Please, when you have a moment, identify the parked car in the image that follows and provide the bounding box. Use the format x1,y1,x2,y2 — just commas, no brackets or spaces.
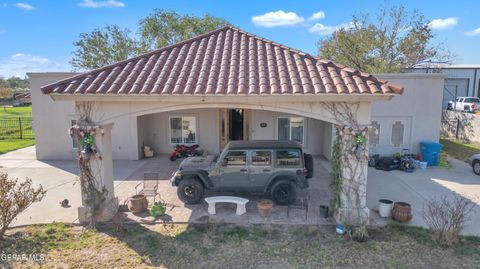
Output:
447,97,480,112
170,140,313,205
470,154,480,175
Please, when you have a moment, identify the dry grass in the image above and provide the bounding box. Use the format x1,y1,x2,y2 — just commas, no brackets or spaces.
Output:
1,222,479,269
440,139,480,163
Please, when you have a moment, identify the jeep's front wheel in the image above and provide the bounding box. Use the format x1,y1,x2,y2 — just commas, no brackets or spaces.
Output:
271,180,296,205
177,178,204,204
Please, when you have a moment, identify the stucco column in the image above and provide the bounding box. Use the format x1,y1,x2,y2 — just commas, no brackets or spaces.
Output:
334,102,371,225
335,143,370,225
78,123,117,223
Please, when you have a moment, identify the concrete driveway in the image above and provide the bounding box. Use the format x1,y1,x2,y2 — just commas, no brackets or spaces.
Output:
0,146,145,227
367,158,480,235
1,146,479,235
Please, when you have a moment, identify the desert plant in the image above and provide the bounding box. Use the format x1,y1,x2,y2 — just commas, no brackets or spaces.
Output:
423,195,475,246
149,201,167,218
0,173,46,239
351,225,369,242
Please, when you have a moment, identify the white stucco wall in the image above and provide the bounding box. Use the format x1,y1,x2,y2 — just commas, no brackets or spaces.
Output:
135,109,331,157
29,72,78,160
372,73,445,155
250,110,332,157
138,108,220,155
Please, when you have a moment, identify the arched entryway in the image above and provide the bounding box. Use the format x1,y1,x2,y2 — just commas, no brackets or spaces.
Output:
135,106,335,160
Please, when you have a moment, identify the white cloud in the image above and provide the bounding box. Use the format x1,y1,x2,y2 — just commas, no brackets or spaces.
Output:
252,10,304,27
465,27,480,36
0,53,70,78
308,22,352,35
14,2,34,11
78,0,125,8
428,17,458,30
309,11,325,21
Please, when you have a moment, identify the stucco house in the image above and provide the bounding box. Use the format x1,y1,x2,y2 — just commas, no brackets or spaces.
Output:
29,26,445,223
31,26,444,161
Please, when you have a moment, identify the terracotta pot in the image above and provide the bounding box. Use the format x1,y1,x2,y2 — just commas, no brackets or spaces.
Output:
392,202,412,222
129,194,148,213
257,199,273,217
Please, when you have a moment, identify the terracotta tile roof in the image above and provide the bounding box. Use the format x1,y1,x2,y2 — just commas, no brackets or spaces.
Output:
41,26,403,96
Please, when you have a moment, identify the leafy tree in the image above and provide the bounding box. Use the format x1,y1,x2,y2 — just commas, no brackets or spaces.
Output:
71,10,230,70
138,9,230,51
318,4,454,73
5,76,29,89
71,25,138,70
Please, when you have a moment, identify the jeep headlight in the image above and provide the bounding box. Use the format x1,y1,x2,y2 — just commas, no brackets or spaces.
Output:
174,171,182,178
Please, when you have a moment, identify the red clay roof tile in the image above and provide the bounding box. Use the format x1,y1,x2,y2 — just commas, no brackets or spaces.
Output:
41,26,403,96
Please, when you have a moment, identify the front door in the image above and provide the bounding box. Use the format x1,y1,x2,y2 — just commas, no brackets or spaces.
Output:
219,109,251,151
219,109,230,151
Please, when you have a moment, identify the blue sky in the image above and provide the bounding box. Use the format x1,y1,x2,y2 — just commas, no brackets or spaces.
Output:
0,0,479,78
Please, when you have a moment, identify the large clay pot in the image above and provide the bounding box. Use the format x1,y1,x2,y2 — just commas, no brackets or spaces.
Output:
392,202,412,222
257,199,273,217
129,194,148,213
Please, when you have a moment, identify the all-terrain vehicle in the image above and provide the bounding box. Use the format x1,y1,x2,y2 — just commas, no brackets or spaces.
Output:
170,140,313,205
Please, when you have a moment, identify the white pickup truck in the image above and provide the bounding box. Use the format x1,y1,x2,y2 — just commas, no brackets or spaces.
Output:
447,97,480,113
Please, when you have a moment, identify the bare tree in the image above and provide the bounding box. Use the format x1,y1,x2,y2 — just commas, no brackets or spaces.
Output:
0,173,46,239
423,194,476,246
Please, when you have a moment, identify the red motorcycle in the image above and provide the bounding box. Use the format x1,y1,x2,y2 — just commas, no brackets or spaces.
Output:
169,144,204,161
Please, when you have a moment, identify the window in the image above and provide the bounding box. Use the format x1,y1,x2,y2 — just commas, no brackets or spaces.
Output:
276,150,301,166
391,121,404,147
252,151,271,166
224,151,247,165
277,117,304,144
465,98,480,103
71,120,79,148
370,121,380,146
170,116,196,144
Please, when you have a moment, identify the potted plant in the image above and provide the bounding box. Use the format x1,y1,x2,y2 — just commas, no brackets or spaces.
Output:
129,194,148,213
149,201,167,218
257,199,273,217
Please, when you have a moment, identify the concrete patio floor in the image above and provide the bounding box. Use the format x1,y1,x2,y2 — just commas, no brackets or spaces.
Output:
1,146,479,235
114,154,333,225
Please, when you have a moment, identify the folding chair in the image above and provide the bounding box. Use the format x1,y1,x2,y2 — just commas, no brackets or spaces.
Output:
135,172,160,203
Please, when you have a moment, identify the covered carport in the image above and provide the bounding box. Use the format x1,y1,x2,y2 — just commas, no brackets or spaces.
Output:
39,26,403,225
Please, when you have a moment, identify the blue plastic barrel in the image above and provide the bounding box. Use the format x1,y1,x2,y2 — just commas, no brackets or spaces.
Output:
420,141,443,166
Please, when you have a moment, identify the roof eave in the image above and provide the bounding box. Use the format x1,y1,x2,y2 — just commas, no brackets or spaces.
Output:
49,93,397,103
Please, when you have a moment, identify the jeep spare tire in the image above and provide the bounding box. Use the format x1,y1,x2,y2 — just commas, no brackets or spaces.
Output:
304,153,314,178
271,180,296,205
177,178,204,204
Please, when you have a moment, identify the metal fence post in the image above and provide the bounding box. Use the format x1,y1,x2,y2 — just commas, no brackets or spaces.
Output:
19,117,23,139
455,118,460,140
